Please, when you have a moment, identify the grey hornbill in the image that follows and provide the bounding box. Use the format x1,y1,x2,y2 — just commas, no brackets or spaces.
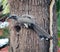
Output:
8,15,53,41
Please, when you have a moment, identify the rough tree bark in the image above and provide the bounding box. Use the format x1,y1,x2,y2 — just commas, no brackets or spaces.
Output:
8,0,57,52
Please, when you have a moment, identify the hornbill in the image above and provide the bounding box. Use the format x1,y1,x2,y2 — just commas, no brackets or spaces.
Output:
7,15,53,41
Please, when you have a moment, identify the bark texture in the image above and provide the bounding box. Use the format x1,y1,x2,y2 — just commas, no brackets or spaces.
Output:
8,0,57,52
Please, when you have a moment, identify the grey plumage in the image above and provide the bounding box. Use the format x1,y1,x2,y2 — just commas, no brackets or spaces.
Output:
8,15,52,40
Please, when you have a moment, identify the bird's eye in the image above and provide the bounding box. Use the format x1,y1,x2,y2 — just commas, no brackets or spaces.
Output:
27,17,31,19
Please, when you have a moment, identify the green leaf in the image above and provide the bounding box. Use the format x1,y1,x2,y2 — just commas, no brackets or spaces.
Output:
58,41,60,47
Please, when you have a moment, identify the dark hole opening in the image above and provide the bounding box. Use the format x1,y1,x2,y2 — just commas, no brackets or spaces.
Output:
14,25,21,32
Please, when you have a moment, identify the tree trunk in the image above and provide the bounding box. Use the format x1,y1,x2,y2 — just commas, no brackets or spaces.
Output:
8,0,57,52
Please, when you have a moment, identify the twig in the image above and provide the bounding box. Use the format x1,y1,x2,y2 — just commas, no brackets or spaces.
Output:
49,0,55,52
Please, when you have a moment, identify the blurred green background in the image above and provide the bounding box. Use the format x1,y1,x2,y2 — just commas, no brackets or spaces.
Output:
0,0,10,38
0,0,60,47
56,0,60,47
